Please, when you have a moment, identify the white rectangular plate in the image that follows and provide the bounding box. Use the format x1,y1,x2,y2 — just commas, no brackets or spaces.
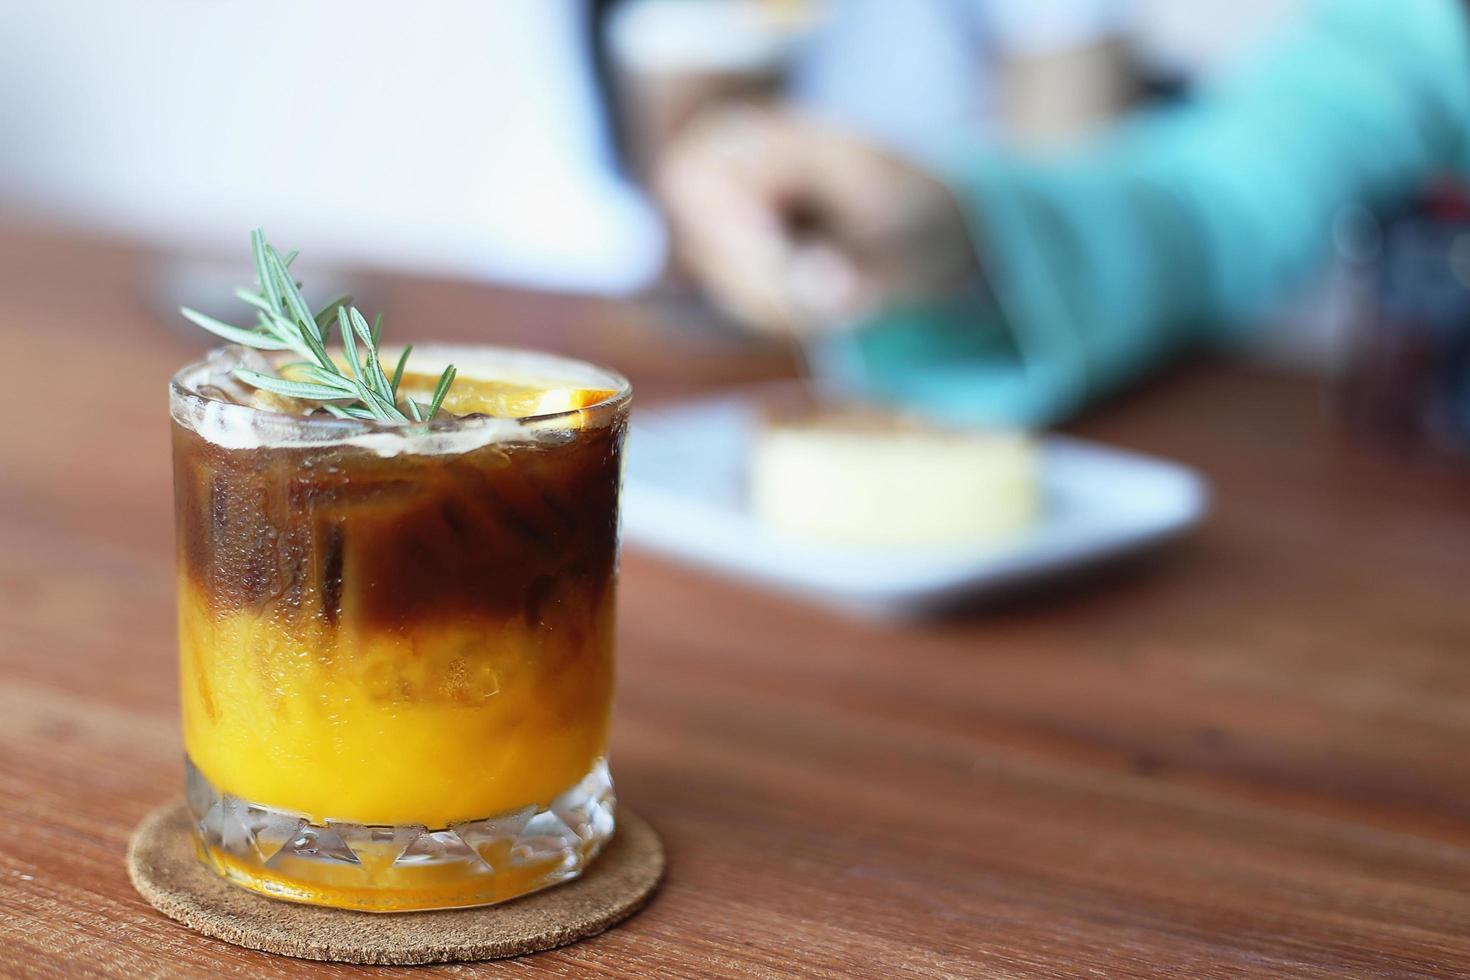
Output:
623,390,1209,615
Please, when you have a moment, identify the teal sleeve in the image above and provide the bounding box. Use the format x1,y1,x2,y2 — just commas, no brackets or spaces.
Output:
824,0,1470,426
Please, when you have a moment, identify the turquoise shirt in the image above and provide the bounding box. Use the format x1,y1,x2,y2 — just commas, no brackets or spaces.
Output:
827,0,1470,425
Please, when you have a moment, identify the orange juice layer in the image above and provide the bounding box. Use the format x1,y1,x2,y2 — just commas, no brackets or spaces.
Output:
179,581,614,828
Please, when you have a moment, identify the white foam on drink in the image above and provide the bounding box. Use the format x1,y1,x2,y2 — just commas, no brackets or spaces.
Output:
170,344,628,457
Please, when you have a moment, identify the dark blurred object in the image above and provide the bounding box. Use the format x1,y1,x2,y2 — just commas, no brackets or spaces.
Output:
1341,180,1470,459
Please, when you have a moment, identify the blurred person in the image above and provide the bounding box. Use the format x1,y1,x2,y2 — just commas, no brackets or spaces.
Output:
659,0,1470,425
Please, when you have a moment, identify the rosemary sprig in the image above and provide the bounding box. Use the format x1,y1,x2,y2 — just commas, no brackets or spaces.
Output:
180,229,455,422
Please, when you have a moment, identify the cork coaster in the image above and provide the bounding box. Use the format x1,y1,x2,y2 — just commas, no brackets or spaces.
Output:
127,799,664,965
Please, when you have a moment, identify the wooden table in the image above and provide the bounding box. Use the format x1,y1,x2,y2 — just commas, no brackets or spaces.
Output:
3,227,1469,978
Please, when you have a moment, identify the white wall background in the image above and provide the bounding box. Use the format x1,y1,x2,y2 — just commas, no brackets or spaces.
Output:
0,0,1302,295
0,0,664,292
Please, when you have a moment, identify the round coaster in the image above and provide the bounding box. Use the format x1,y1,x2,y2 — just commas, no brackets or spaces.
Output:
127,799,664,965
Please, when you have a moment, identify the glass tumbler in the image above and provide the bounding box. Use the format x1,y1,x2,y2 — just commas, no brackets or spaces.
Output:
169,345,630,911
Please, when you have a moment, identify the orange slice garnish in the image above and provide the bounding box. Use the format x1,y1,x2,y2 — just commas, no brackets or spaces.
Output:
396,372,616,420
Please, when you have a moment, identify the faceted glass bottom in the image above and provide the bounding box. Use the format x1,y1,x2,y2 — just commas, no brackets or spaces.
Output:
185,756,616,912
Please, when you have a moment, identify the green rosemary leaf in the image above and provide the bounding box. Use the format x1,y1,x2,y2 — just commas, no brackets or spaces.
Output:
322,403,378,421
251,229,281,314
372,359,395,401
297,366,359,393
233,369,352,401
348,307,375,352
184,229,454,422
180,307,294,350
260,308,301,339
313,294,351,331
427,365,457,419
295,315,336,371
233,288,275,315
366,351,394,400
269,247,317,341
360,383,408,421
390,344,412,395
347,308,395,398
337,307,365,385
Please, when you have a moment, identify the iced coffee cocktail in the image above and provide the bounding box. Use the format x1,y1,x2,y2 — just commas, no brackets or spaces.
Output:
171,344,629,911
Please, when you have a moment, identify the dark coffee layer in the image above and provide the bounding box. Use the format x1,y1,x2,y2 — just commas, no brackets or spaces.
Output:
173,418,625,631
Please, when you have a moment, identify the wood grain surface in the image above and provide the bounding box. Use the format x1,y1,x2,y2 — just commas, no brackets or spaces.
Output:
2,226,1468,978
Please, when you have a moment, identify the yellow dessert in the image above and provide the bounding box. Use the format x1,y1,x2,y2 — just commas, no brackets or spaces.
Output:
750,405,1040,547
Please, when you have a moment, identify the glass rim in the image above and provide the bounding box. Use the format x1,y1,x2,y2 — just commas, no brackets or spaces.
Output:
170,343,632,450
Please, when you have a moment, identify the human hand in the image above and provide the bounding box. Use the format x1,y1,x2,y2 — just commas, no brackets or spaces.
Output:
657,106,979,334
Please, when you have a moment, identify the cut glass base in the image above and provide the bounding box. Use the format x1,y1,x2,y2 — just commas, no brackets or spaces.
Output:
185,756,616,912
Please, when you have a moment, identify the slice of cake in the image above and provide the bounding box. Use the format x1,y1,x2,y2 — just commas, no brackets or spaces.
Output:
750,405,1040,548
